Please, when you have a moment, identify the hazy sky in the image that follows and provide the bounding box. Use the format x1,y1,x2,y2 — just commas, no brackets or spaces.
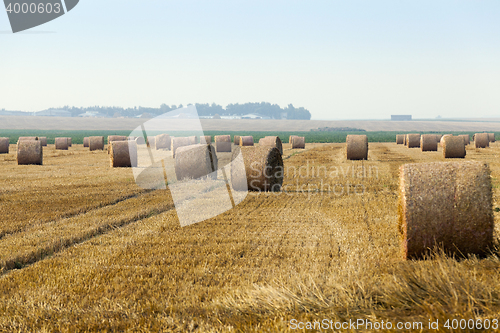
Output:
1,1,500,120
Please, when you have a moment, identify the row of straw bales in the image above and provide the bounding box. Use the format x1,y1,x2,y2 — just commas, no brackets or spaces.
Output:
397,133,496,258
395,132,497,159
169,142,284,192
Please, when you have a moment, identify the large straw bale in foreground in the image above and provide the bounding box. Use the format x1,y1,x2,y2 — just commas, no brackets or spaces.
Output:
171,137,191,158
17,140,43,165
398,161,493,259
443,136,466,158
420,134,437,152
475,133,489,148
89,136,105,151
215,135,231,152
231,146,283,192
259,136,283,154
291,136,305,149
110,141,137,168
240,136,254,146
175,144,218,181
346,135,368,160
407,134,420,148
155,134,171,150
488,133,495,142
0,137,9,154
55,137,69,150
396,134,404,144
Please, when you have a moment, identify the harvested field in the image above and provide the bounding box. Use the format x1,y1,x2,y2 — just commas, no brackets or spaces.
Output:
0,139,500,331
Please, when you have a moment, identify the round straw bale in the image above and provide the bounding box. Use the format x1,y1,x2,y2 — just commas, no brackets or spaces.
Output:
110,141,137,168
398,161,493,259
17,140,42,165
171,137,192,158
458,134,470,145
135,136,146,145
291,136,305,149
440,134,452,147
420,134,438,152
215,135,232,152
231,146,283,192
107,135,127,153
259,136,283,155
89,136,105,151
0,137,9,154
396,134,404,144
403,135,407,146
407,134,421,148
147,136,155,148
175,144,218,181
289,135,298,144
240,136,254,146
346,135,368,160
488,133,495,142
474,133,489,148
443,136,466,158
200,135,212,144
55,137,69,150
17,136,38,143
108,135,127,144
66,137,72,147
188,136,198,145
39,137,47,146
234,135,241,145
155,134,171,150
83,137,89,147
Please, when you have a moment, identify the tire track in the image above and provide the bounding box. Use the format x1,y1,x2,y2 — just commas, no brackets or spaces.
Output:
0,190,152,242
0,189,175,276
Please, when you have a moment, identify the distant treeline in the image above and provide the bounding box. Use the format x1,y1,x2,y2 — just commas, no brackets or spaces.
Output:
51,102,312,120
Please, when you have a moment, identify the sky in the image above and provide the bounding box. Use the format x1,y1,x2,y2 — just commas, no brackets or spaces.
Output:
1,0,500,120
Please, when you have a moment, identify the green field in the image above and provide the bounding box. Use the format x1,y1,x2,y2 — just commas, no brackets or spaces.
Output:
1,129,496,144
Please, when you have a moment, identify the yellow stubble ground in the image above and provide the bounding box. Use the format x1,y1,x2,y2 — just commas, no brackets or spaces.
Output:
0,141,499,332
